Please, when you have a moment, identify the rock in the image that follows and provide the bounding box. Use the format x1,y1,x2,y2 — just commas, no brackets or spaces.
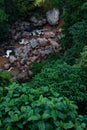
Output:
16,72,29,83
28,70,33,77
30,16,38,23
30,39,39,48
46,8,60,25
58,28,62,32
39,49,52,57
37,38,48,47
4,63,10,70
49,39,59,48
19,38,29,45
22,31,31,38
44,31,55,38
30,56,37,62
9,55,16,63
20,58,26,65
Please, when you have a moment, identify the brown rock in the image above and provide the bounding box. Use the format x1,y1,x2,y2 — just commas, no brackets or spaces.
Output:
9,55,16,64
44,32,55,38
16,72,29,83
48,39,59,48
4,63,10,70
37,38,48,47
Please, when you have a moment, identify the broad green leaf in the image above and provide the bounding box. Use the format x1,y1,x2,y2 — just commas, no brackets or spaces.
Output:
64,121,74,129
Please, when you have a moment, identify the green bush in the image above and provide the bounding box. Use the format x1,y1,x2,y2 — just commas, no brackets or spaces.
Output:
59,0,87,63
0,9,9,39
0,70,11,87
31,60,87,114
74,46,87,71
63,21,87,65
0,83,86,130
16,0,35,17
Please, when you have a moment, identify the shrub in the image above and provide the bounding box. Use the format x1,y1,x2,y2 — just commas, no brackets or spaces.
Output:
31,60,87,114
59,0,87,63
63,21,87,65
0,9,9,39
16,0,35,17
0,70,11,87
4,0,19,22
74,46,87,71
0,83,86,130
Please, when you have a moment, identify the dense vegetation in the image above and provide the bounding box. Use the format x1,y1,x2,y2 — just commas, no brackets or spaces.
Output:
0,0,87,129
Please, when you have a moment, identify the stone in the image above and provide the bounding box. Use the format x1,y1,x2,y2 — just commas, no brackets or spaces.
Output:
4,63,10,70
49,39,59,48
40,49,52,57
9,55,16,63
44,31,55,38
30,39,39,48
28,70,33,77
16,72,29,83
37,38,48,47
30,56,37,62
22,31,30,38
46,8,60,25
19,38,29,45
30,16,38,23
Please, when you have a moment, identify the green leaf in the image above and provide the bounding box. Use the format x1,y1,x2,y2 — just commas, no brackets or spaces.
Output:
38,121,45,130
41,113,49,119
64,121,74,129
13,114,19,122
28,115,40,121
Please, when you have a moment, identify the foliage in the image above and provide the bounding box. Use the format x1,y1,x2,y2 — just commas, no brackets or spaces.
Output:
34,0,65,9
0,70,11,87
30,60,87,114
15,0,35,17
60,0,87,63
63,21,87,65
0,83,86,130
32,53,60,76
74,46,87,71
0,9,9,39
4,0,19,23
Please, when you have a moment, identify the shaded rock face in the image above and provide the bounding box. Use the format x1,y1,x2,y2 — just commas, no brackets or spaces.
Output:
46,8,60,25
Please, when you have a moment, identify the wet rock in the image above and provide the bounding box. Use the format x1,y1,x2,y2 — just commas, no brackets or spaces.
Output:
49,39,59,48
22,31,31,38
44,31,55,38
39,49,52,57
19,38,29,45
13,32,21,41
28,70,33,77
46,8,60,25
9,55,16,63
37,38,48,47
30,39,39,48
4,63,10,70
30,56,37,62
16,71,29,83
30,16,38,23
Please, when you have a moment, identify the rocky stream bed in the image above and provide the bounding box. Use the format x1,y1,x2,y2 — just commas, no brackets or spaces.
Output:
0,9,64,82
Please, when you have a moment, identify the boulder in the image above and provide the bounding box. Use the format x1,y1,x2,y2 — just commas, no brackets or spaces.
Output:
37,38,48,47
30,39,39,48
49,39,59,48
9,55,16,64
46,8,60,25
4,63,10,70
16,71,29,83
30,16,38,23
